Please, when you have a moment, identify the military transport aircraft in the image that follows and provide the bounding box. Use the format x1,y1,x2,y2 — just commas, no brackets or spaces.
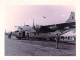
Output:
12,12,75,40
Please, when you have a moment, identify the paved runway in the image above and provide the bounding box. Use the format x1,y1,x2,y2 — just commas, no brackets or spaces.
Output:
5,35,76,56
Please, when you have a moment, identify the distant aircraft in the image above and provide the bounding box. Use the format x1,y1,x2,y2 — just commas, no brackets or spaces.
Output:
43,16,46,18
12,12,75,40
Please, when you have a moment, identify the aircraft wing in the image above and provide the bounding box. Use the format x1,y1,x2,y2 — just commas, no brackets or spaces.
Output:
38,22,75,33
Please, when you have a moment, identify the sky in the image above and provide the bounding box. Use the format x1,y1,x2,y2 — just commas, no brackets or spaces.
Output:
5,5,75,32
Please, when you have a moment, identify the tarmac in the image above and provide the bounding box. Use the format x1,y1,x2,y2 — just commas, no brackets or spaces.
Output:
5,35,76,56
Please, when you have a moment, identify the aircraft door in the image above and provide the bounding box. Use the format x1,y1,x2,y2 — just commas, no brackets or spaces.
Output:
23,31,25,38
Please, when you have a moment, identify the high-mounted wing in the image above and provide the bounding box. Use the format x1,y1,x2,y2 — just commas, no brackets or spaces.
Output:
40,22,75,33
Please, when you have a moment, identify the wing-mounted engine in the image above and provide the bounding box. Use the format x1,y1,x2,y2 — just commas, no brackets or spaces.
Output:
40,25,57,33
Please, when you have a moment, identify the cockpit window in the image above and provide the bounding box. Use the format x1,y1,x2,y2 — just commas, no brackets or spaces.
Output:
15,31,19,32
26,25,30,26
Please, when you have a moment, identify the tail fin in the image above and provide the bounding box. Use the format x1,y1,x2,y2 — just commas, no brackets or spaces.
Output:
66,12,75,23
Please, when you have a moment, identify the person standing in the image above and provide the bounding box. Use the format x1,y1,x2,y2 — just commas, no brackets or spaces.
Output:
56,33,60,49
8,32,12,39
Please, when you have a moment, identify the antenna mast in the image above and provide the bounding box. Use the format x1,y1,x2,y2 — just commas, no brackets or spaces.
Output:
33,19,35,28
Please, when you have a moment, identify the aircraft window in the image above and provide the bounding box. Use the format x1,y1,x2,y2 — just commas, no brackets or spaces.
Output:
34,33,36,35
27,33,29,34
15,31,19,32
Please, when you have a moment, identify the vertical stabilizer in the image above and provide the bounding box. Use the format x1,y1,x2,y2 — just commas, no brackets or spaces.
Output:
66,12,75,23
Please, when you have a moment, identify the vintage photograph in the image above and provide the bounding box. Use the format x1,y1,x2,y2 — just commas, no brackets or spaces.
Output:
5,5,76,56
